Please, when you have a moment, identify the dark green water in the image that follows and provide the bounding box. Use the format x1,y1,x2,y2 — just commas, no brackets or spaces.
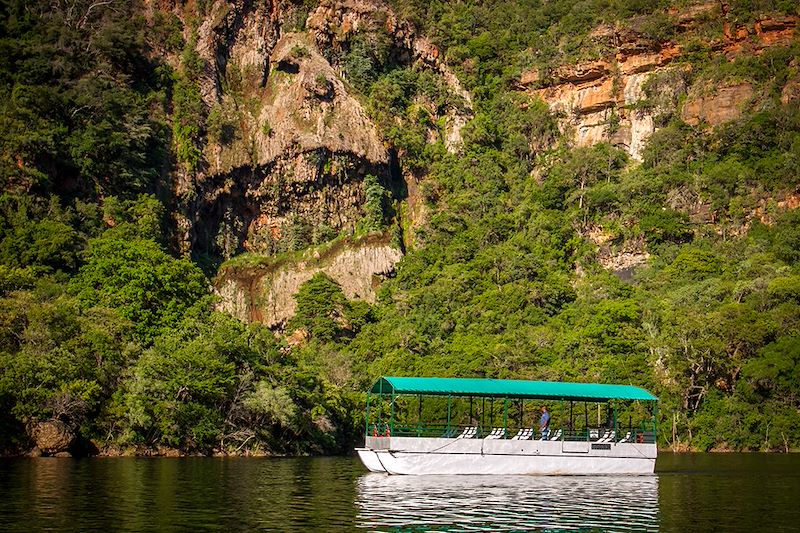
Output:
1,453,798,532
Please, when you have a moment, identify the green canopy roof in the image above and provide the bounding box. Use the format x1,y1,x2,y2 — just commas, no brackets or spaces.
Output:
369,377,657,402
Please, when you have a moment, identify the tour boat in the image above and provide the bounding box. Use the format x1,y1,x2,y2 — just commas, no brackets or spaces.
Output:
356,377,658,475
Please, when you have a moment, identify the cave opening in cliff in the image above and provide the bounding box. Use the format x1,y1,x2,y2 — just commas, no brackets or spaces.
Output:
276,59,300,74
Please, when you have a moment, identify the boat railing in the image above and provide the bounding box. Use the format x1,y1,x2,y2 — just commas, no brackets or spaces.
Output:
563,427,656,444
369,423,656,443
386,424,511,439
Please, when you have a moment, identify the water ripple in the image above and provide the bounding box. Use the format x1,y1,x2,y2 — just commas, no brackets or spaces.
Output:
356,474,659,532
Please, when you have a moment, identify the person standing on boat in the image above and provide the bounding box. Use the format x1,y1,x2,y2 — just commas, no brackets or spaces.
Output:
539,406,550,440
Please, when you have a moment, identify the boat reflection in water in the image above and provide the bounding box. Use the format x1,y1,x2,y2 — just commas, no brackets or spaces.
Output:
356,473,658,532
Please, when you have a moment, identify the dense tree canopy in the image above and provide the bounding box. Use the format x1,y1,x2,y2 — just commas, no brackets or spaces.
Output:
1,0,799,454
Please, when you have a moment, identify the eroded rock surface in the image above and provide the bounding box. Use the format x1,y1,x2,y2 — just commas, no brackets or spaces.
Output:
681,83,754,126
215,233,402,327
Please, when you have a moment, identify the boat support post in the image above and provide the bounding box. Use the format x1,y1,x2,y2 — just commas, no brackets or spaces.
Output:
390,391,395,436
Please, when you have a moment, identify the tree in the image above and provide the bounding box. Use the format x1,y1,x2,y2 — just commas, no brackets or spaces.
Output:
288,273,367,342
70,237,209,343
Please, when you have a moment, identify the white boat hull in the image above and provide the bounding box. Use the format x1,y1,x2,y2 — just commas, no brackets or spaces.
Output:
355,447,385,472
358,436,656,475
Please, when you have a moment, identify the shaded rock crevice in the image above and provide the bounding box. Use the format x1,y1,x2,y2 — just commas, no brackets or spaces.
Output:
192,149,398,261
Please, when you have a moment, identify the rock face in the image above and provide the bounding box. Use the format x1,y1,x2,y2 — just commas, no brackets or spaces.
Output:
153,0,473,328
27,420,76,456
169,0,398,260
681,83,754,126
207,31,389,174
521,7,798,159
215,233,403,327
159,0,467,262
306,0,473,152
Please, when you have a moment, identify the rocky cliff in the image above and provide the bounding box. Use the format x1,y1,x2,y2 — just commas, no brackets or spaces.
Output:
156,0,797,328
146,0,470,328
516,3,799,277
519,3,798,160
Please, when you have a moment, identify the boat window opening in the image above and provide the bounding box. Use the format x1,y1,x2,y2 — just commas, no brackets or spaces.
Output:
584,402,588,433
447,395,452,434
365,392,370,436
417,395,422,436
376,392,381,433
489,397,494,434
480,398,485,435
390,391,395,435
569,400,574,432
503,397,508,436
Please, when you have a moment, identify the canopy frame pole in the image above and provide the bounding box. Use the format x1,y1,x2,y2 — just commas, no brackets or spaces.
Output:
390,391,395,436
613,399,618,443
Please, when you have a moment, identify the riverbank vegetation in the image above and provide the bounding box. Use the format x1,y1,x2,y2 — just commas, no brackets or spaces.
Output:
1,0,799,455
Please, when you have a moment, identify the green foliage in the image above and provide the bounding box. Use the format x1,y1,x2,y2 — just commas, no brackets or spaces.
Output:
0,194,99,275
639,209,693,244
0,284,133,428
772,209,800,263
70,237,209,344
243,383,298,429
122,320,237,449
344,31,391,92
102,195,167,243
149,11,185,52
1,0,800,456
172,76,204,171
361,174,390,231
665,249,722,281
206,104,237,145
0,0,167,198
288,273,372,342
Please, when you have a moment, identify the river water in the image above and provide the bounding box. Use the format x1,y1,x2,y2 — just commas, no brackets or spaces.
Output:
1,453,798,532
